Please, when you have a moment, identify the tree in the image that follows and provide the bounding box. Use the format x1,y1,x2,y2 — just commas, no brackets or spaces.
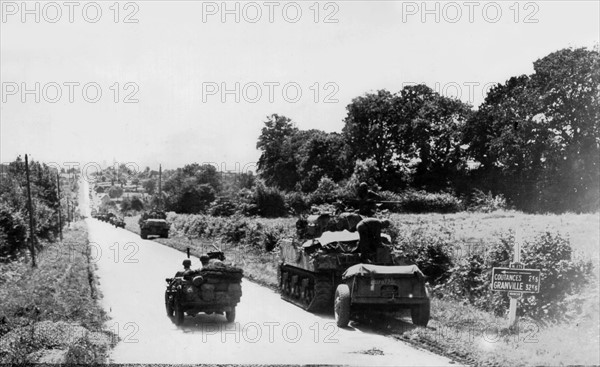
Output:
256,114,299,190
143,179,156,195
342,90,402,186
464,47,599,212
108,186,124,199
131,196,144,211
343,86,472,190
296,131,351,191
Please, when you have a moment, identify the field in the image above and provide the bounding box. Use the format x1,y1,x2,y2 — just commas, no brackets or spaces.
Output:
0,221,114,364
124,211,600,366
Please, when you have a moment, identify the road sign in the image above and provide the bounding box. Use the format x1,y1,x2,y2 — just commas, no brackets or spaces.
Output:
508,291,522,299
491,267,541,294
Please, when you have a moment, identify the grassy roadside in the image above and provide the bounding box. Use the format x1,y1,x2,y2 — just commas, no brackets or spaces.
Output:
124,213,600,366
0,221,114,364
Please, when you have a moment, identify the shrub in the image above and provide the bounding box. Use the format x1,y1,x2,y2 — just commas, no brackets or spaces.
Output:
468,189,508,212
253,183,287,218
285,191,310,215
307,176,339,205
0,204,27,259
399,190,463,213
441,232,595,321
209,197,237,217
393,228,455,285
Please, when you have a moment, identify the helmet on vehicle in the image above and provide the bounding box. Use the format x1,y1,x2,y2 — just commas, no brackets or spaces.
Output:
182,259,192,267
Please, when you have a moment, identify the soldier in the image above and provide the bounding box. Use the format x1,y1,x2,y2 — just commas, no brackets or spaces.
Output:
357,182,382,216
175,259,193,278
356,218,390,262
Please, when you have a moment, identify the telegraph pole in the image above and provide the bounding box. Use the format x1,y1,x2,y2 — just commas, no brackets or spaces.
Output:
57,172,63,241
25,154,36,268
158,164,162,210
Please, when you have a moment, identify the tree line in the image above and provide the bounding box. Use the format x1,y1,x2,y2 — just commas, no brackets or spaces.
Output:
256,47,599,213
0,157,76,259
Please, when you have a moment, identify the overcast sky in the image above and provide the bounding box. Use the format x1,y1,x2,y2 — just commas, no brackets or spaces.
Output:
1,0,598,171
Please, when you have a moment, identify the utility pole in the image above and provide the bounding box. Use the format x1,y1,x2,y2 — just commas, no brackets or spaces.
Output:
25,154,36,268
57,172,63,241
158,164,162,210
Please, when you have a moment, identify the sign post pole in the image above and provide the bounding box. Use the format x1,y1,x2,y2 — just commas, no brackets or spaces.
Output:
508,229,521,328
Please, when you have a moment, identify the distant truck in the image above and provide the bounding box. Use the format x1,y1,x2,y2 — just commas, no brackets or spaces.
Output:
139,210,170,239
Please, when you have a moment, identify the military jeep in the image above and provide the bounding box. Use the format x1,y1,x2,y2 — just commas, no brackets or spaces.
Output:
334,263,431,327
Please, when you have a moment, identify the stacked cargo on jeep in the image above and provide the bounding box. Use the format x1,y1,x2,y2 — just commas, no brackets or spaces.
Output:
165,261,243,325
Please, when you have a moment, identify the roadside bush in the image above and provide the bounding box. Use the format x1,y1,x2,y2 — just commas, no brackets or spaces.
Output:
285,191,310,215
399,190,463,213
253,183,287,218
468,189,508,212
393,229,454,284
209,197,237,217
0,204,27,259
307,176,339,205
441,232,595,321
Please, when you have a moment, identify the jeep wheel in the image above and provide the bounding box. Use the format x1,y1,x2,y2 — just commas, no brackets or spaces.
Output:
334,284,351,327
140,231,148,240
226,308,236,322
411,300,430,327
165,293,174,317
174,302,184,325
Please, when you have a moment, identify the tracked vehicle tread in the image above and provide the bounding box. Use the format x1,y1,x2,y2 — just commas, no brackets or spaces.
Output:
279,264,335,312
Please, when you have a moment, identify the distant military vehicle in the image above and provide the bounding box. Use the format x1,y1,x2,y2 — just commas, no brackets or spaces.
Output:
139,210,170,239
110,216,126,228
165,257,243,325
279,213,430,327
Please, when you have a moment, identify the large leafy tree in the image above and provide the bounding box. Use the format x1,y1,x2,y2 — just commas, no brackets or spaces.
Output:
343,86,472,190
162,163,220,213
256,115,351,191
342,90,402,187
256,114,299,190
464,47,599,212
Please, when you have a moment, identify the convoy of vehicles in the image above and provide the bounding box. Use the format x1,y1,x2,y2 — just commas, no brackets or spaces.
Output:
278,213,431,327
90,181,432,329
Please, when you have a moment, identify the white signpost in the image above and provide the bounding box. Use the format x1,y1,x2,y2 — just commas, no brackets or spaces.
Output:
491,229,541,328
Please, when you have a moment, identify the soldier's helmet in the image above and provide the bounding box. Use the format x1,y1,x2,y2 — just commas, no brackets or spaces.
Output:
182,259,192,267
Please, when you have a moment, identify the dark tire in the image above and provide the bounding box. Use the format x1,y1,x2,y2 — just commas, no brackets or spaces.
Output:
334,284,351,327
226,308,236,322
165,292,174,317
174,302,184,325
411,300,431,327
140,231,148,240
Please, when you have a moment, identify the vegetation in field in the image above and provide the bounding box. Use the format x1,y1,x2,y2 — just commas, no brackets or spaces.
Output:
95,47,598,218
0,157,79,259
0,221,114,364
124,209,599,366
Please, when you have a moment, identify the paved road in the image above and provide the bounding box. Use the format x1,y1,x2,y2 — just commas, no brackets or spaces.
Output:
83,183,454,365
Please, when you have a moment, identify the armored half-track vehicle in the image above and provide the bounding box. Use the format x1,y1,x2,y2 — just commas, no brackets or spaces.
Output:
279,213,430,327
165,261,243,325
139,210,169,239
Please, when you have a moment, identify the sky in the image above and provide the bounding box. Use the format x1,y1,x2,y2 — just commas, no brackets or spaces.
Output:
1,0,598,172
